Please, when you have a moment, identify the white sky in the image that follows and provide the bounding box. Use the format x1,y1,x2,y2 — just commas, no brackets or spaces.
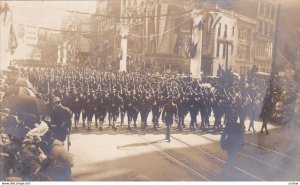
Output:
11,1,96,29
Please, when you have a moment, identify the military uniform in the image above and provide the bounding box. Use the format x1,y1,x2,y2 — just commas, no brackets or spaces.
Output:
124,91,136,130
49,97,72,142
163,98,178,142
188,93,198,130
95,92,108,131
151,93,164,130
108,92,123,130
85,92,97,130
71,93,83,129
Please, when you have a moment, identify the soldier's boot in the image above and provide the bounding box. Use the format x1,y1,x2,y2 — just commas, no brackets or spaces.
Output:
177,125,182,131
200,120,206,129
98,121,103,131
121,114,125,127
240,121,245,131
95,119,98,127
112,122,117,131
166,125,171,142
127,121,131,130
189,122,195,131
87,121,91,131
195,121,199,128
153,120,158,130
108,115,111,126
206,117,210,127
74,120,78,129
141,121,145,130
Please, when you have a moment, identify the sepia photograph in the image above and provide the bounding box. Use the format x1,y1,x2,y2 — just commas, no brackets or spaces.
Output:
0,0,299,182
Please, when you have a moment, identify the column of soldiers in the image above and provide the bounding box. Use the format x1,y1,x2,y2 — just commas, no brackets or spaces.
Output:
20,64,272,135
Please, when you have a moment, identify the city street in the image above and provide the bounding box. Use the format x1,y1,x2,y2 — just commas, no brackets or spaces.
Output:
1,0,300,182
69,116,300,181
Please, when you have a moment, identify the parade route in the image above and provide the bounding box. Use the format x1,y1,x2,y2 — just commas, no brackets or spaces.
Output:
70,118,300,181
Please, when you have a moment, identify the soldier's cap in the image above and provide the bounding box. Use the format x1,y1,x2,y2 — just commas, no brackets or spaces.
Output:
51,96,61,104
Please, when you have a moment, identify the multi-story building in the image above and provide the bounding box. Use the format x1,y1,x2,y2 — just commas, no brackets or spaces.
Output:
91,0,121,67
201,7,238,76
142,0,196,72
254,0,278,73
235,14,256,78
59,13,92,64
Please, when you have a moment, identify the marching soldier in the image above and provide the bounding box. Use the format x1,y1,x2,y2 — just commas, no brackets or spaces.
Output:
85,91,97,131
108,90,123,131
212,87,225,130
162,96,178,142
139,92,152,130
81,91,88,128
49,96,72,143
71,92,83,129
151,91,164,130
260,90,272,135
95,91,108,131
188,92,198,131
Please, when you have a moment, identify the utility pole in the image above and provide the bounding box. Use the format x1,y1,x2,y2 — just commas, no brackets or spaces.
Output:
119,24,129,72
270,4,281,89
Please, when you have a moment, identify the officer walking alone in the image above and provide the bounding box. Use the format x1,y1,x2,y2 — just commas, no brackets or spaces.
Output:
162,96,178,142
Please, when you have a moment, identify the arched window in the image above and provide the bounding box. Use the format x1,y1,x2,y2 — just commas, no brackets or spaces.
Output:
218,23,221,37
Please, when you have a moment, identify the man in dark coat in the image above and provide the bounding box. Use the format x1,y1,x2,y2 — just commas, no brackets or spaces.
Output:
85,91,97,131
162,96,178,142
151,92,164,130
71,92,83,129
95,91,108,131
260,90,272,135
220,122,244,173
108,91,123,130
124,91,136,130
49,96,72,143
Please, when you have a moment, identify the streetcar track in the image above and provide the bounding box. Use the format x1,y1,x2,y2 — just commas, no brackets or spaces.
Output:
197,134,300,179
74,121,299,180
168,134,263,181
181,119,300,162
134,135,210,181
181,119,300,163
244,140,300,163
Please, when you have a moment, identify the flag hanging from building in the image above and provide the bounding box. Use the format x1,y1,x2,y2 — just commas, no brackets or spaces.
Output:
8,23,18,55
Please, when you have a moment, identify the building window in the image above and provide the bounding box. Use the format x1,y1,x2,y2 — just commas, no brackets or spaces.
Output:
232,27,235,36
270,4,275,19
265,2,270,18
238,45,249,60
217,42,220,57
264,22,268,35
258,20,263,34
224,24,228,37
269,24,274,37
218,23,221,37
259,0,265,16
222,44,226,59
